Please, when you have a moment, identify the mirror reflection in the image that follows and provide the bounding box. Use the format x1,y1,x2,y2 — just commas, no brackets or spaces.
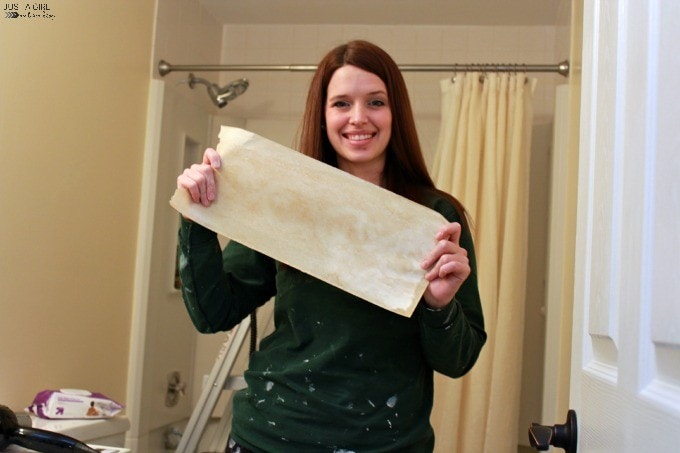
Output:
0,1,573,452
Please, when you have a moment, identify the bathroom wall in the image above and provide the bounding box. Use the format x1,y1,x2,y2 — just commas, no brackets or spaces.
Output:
545,0,582,426
517,1,573,444
126,1,226,451
0,1,154,411
204,22,566,162
155,18,567,193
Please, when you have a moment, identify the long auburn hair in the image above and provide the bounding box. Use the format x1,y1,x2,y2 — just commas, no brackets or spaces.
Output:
296,40,469,229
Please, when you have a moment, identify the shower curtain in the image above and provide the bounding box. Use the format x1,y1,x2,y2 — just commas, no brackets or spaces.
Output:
429,72,536,453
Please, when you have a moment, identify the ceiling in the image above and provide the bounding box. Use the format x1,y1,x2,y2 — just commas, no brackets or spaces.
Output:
199,0,563,26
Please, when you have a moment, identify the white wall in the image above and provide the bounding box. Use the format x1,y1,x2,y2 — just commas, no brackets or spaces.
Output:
217,24,563,118
156,21,566,159
198,23,565,171
127,1,225,450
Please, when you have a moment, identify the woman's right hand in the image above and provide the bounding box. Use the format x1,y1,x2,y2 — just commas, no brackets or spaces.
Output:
176,148,222,207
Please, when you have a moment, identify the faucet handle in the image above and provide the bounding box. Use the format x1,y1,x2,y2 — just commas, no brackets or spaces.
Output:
165,371,187,407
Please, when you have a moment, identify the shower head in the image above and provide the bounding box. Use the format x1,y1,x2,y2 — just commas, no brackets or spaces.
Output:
215,78,249,105
187,73,249,108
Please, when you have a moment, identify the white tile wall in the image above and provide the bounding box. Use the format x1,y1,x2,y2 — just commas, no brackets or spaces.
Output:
151,1,568,129
153,0,222,68
218,24,566,124
152,0,224,112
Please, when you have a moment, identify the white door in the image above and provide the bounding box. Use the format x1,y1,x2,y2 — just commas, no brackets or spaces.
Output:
569,1,680,452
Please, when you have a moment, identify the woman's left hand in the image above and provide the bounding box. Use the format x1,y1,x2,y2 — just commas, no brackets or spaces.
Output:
420,222,471,309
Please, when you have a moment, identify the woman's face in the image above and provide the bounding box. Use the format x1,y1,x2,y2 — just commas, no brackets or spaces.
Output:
324,65,392,184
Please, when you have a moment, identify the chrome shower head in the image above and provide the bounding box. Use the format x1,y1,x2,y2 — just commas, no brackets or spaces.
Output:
187,73,249,108
216,78,249,105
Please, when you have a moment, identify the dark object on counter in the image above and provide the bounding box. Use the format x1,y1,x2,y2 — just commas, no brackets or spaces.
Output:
0,404,99,453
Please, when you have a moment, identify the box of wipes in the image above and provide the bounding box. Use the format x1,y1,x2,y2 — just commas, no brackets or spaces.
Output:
27,389,123,419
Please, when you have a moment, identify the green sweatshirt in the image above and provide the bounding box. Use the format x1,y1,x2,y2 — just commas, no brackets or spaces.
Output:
177,194,486,452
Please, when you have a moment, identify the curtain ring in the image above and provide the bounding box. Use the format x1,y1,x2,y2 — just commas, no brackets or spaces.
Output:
451,65,458,83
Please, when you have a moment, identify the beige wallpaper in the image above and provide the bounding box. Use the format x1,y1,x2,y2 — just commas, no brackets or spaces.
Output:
0,1,155,411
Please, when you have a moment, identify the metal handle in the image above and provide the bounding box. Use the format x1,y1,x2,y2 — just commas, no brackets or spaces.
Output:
528,409,578,453
165,371,186,407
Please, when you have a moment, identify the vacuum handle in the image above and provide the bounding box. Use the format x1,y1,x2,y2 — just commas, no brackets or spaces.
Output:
7,426,100,453
1,404,99,453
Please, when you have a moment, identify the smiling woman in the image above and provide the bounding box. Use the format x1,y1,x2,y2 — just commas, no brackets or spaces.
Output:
174,40,486,452
324,65,393,185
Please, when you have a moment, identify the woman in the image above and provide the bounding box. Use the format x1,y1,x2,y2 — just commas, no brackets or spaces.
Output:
176,40,486,452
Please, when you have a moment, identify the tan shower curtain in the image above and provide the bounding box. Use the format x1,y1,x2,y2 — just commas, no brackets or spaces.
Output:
429,72,536,453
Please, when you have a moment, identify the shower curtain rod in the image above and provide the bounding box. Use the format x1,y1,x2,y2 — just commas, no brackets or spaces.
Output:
157,59,570,77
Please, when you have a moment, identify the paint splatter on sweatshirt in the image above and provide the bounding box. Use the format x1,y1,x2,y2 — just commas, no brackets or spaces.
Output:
177,194,486,452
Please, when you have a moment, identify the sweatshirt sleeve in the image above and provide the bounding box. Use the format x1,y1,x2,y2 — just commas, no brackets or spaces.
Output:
417,196,487,378
177,217,277,333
